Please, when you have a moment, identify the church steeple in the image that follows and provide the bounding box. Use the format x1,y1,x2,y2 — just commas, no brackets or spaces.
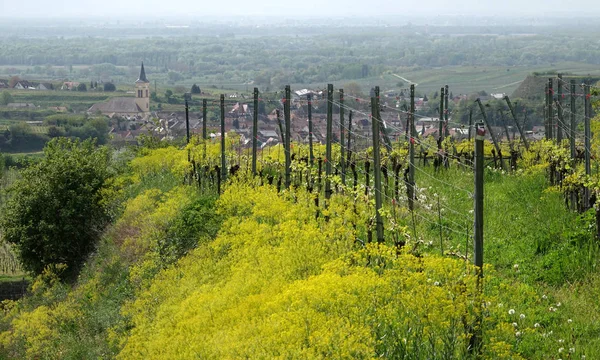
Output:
136,62,149,83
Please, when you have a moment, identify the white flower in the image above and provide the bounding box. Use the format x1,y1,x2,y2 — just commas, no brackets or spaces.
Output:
567,319,573,324
542,294,548,300
508,309,515,315
570,348,575,353
549,307,557,312
559,347,564,353
469,209,474,214
520,314,526,320
558,339,565,343
512,322,518,328
534,323,541,328
513,264,519,270
556,302,562,307
434,281,440,286
515,331,522,337
582,355,586,359
497,303,503,308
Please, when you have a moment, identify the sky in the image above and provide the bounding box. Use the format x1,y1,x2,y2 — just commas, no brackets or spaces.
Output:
2,0,600,18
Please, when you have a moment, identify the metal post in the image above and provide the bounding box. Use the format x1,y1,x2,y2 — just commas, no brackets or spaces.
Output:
468,108,473,142
474,122,484,272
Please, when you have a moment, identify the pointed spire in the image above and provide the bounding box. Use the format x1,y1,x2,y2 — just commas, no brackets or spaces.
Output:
136,62,148,83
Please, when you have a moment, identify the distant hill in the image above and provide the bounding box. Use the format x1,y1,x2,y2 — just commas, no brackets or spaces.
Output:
512,74,600,100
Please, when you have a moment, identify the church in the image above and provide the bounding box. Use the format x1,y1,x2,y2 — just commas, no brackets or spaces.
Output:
88,63,151,118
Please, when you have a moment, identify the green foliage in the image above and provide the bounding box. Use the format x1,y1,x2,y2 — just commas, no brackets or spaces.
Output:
76,83,87,92
0,138,112,280
0,91,13,106
103,82,116,92
190,84,201,94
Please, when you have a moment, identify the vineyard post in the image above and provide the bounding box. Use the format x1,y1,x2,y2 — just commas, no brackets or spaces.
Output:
202,99,207,140
346,110,353,166
371,95,384,243
308,93,314,166
408,84,416,211
340,89,346,186
570,80,576,160
569,80,577,210
325,84,333,202
375,86,393,152
544,84,549,139
476,98,504,169
185,98,190,144
444,85,449,137
438,87,445,140
504,96,529,150
252,87,258,176
284,85,291,189
276,109,284,146
468,107,473,142
584,83,591,209
470,121,485,355
499,109,512,149
548,78,554,140
557,74,563,143
220,94,226,182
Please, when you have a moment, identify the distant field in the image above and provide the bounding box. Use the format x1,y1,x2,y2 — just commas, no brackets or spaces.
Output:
290,62,600,96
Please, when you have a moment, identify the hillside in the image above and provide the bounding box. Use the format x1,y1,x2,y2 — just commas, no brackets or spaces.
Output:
0,141,599,359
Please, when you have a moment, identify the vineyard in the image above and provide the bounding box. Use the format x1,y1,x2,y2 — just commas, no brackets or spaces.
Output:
0,78,599,359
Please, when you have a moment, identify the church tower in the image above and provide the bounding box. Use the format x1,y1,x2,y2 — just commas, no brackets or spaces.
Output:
135,62,150,113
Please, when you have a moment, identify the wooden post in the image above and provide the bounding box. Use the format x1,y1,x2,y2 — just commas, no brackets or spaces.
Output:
202,99,207,140
371,96,384,243
340,89,346,186
548,78,554,140
276,109,284,146
474,122,484,270
185,99,190,144
557,74,563,143
346,110,353,166
570,80,576,161
325,84,333,202
252,87,258,175
408,84,416,211
284,85,291,189
476,98,504,169
220,95,227,182
584,83,591,209
444,84,450,137
375,86,393,152
470,120,485,355
468,108,473,142
499,109,513,151
439,87,445,141
504,96,529,150
307,93,314,166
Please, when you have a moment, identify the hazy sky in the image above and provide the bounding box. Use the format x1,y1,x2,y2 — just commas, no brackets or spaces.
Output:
2,0,600,18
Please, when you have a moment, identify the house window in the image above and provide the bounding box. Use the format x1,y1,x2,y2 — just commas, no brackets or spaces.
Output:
146,89,149,97
146,103,148,109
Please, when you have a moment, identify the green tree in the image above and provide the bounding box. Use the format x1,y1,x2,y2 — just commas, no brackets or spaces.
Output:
103,82,116,92
0,138,112,280
0,91,13,105
191,84,201,94
77,83,87,92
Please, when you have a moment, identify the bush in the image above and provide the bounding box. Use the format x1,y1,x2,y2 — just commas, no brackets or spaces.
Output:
0,138,112,280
